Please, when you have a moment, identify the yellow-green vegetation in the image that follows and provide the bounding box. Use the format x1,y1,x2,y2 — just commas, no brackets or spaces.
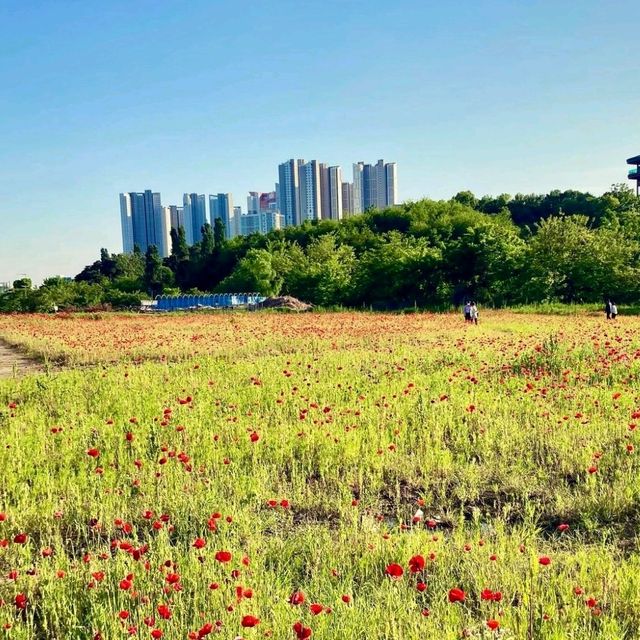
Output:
1,311,639,639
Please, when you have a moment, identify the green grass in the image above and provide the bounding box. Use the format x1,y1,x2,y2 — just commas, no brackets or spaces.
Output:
1,312,640,638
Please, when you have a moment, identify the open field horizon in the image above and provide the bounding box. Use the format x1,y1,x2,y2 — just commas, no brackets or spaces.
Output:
1,311,640,638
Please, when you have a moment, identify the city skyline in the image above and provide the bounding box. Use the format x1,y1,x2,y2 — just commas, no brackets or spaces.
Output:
1,1,638,283
120,158,398,256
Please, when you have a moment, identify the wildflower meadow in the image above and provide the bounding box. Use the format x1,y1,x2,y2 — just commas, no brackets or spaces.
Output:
1,311,640,639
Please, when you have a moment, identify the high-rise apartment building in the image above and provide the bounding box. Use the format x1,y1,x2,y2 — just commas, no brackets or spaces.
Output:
164,205,184,232
240,191,282,236
261,210,284,233
239,209,284,236
327,166,343,221
209,193,235,240
319,163,331,220
120,190,170,257
299,160,322,222
341,182,354,216
362,163,377,210
259,191,277,212
240,213,261,236
352,163,364,214
356,160,398,210
247,192,260,215
374,159,388,209
183,193,207,245
233,206,242,236
385,162,398,206
120,193,135,254
277,159,303,227
248,191,278,214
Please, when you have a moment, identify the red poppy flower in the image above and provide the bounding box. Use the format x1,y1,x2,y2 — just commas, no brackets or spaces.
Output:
487,619,500,631
87,448,100,458
557,523,569,532
151,630,163,639
157,605,171,620
14,593,27,610
408,555,425,573
241,615,260,628
309,603,323,615
214,550,232,563
293,621,312,639
539,556,551,566
385,563,404,578
197,623,213,638
448,588,465,603
192,538,206,549
341,594,351,603
249,431,260,442
289,590,306,605
13,533,27,544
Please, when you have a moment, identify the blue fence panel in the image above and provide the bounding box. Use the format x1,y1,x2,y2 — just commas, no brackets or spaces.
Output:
154,292,266,311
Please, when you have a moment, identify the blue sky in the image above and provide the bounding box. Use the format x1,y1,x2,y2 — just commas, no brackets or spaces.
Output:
0,0,638,283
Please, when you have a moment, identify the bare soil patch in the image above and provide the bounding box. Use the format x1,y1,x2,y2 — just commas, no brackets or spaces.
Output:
0,340,40,378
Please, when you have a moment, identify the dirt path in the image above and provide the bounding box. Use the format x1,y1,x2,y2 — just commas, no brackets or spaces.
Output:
0,341,40,378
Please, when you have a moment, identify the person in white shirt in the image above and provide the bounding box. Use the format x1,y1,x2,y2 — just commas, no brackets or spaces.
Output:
470,302,479,325
611,303,618,319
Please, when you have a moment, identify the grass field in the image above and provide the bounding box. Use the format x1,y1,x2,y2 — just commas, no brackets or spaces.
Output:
1,311,640,639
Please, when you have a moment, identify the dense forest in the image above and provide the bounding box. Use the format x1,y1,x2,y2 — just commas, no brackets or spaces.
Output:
3,184,640,312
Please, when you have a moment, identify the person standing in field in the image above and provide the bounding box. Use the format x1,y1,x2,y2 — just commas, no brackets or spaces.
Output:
611,302,618,319
464,301,471,323
605,300,612,320
471,302,479,325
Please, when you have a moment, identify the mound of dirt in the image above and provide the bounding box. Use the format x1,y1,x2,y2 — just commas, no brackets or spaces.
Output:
258,296,313,311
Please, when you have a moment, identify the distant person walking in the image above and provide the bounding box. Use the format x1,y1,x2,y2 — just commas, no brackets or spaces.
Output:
471,302,479,325
463,301,471,323
605,300,612,320
611,302,618,320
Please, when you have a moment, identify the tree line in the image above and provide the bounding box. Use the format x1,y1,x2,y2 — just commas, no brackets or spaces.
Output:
2,184,639,312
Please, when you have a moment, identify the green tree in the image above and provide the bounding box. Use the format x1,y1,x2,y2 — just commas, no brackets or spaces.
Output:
452,191,479,209
13,278,32,289
200,223,215,258
217,249,282,296
443,217,526,305
143,245,166,297
214,218,226,250
351,234,444,308
170,227,189,261
525,216,640,302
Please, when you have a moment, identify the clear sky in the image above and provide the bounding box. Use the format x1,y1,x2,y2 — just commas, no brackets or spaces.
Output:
1,0,638,283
